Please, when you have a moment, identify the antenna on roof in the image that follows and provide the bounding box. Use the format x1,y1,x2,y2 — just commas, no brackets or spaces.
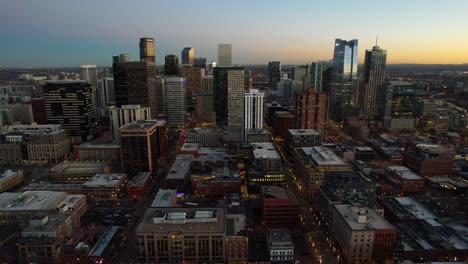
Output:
375,35,378,47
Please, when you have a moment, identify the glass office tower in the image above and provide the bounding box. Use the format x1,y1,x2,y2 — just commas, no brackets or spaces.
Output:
330,39,359,121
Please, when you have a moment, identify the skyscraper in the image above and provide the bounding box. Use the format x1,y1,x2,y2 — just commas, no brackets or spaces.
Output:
292,64,311,91
213,66,244,128
294,88,329,137
268,61,281,89
164,77,186,128
113,54,131,64
194,57,207,69
330,39,359,121
164,55,180,76
244,89,265,141
179,66,205,94
139,37,155,63
155,77,166,118
359,45,387,117
97,77,115,105
113,60,157,118
79,65,98,88
218,44,232,66
311,60,333,92
181,47,195,65
43,81,96,143
120,120,167,175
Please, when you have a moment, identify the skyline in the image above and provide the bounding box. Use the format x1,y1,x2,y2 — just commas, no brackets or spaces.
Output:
1,0,468,67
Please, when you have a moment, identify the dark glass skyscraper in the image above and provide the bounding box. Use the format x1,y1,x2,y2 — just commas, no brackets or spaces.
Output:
139,38,155,63
330,39,359,121
268,61,281,88
164,55,180,76
181,47,194,65
359,45,387,117
213,66,244,127
311,60,333,92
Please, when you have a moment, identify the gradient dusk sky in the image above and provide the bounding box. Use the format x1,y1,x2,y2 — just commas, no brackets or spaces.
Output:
1,0,467,67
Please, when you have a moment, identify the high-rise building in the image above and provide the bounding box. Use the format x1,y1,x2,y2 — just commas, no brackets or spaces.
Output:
196,90,214,123
164,77,186,128
79,65,98,88
218,44,232,66
181,47,195,65
194,57,207,69
43,81,96,143
97,77,115,106
330,39,359,121
359,45,387,117
268,61,281,88
180,66,205,94
311,60,333,92
293,88,329,136
207,61,217,75
164,55,179,76
382,81,416,130
292,64,311,91
213,66,244,129
31,98,48,124
113,57,157,118
202,75,213,91
108,105,151,142
120,120,167,175
113,54,131,64
155,77,166,118
244,89,265,141
139,37,155,63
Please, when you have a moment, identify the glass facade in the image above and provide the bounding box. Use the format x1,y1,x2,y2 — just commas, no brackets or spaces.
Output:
330,39,359,121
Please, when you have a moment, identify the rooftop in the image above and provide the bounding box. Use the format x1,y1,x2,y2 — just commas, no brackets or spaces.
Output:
181,143,200,152
136,208,225,234
0,170,22,184
394,197,436,219
300,146,348,166
151,189,177,208
252,142,280,160
50,161,110,175
262,186,299,203
82,174,127,188
76,141,120,149
334,205,395,230
0,191,68,211
388,166,424,180
127,172,152,187
23,182,82,191
120,119,167,131
268,228,293,247
288,129,320,136
21,213,70,237
89,226,119,257
57,195,86,210
166,154,193,180
45,80,87,84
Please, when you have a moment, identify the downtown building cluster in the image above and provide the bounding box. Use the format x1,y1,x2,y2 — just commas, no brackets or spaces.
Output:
0,33,467,264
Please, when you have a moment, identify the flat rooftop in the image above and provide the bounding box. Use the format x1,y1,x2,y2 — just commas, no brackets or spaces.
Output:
288,129,320,136
268,228,292,244
23,183,82,191
394,197,436,219
151,189,177,208
58,195,86,209
334,205,395,230
89,226,119,257
300,146,347,166
120,119,166,130
127,172,152,187
0,170,22,184
262,186,299,203
252,142,280,160
76,141,120,149
136,208,225,234
50,161,110,175
0,191,68,211
21,213,70,237
166,154,193,180
82,174,127,188
181,143,200,152
388,166,423,180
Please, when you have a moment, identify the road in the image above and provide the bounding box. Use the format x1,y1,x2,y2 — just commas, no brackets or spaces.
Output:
114,137,180,263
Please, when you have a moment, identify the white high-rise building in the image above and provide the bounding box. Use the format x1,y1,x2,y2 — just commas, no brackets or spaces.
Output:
244,89,265,141
79,65,98,88
218,44,232,66
164,77,186,128
109,105,151,142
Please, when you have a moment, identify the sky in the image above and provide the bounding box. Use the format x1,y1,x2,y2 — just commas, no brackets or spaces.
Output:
1,0,467,67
